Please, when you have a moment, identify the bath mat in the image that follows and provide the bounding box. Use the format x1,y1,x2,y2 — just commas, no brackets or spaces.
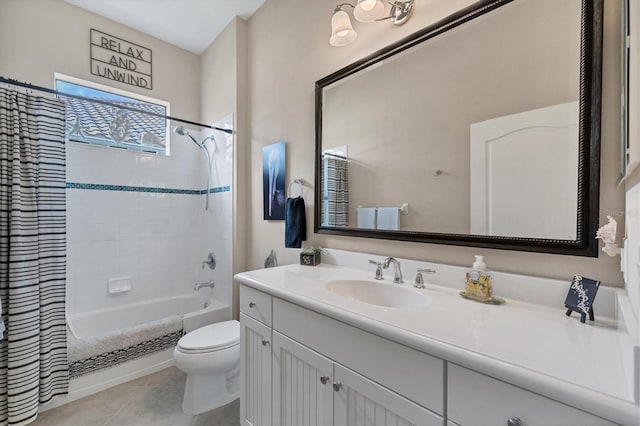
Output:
68,330,183,378
68,315,183,362
67,315,184,378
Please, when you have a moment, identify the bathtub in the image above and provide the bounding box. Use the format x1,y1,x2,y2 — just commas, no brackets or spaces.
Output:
46,293,231,410
67,294,227,338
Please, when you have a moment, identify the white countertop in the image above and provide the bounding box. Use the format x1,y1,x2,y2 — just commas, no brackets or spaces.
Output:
235,260,639,425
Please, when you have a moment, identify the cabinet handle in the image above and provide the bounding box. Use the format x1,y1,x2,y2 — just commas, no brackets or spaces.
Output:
332,382,342,392
249,302,256,308
261,339,269,346
507,417,522,426
320,376,330,385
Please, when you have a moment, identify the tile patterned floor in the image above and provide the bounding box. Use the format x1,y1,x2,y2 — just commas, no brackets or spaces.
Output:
32,367,240,426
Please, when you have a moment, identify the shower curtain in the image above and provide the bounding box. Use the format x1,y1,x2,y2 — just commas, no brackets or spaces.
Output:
0,87,69,425
322,156,349,227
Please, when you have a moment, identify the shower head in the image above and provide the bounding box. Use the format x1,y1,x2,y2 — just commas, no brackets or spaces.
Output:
174,126,188,136
173,126,201,148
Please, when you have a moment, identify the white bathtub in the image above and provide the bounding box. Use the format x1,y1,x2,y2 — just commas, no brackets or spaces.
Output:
67,294,227,338
46,294,231,410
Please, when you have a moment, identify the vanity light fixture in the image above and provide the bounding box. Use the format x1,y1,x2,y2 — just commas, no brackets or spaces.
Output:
330,0,415,47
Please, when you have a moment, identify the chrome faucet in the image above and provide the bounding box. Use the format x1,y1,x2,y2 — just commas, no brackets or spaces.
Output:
382,257,403,283
194,280,215,290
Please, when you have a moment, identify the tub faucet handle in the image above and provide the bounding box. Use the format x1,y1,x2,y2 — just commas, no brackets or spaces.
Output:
202,252,216,270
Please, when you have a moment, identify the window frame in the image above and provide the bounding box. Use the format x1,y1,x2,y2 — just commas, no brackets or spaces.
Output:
54,73,171,155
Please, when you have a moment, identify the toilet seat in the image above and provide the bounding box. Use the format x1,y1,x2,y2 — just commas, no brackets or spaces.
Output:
177,320,239,354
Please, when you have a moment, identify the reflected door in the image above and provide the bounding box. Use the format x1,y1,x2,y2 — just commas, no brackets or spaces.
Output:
470,102,579,239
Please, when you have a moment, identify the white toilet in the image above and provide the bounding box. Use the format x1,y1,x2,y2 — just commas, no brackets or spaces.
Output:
172,320,240,414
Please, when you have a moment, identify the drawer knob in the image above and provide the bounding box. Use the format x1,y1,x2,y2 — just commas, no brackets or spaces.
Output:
332,382,342,392
261,339,269,346
249,302,256,308
507,417,522,426
320,376,330,385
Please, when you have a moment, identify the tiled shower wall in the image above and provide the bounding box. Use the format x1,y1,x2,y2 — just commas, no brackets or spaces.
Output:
65,118,233,315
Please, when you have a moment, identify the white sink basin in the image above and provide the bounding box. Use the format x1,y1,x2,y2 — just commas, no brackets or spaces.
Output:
325,279,431,309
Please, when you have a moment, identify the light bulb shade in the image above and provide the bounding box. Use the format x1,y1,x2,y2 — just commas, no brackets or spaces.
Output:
353,0,385,23
330,9,357,47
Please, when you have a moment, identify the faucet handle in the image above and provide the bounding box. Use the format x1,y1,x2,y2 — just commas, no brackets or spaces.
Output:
202,252,216,270
368,260,384,280
414,268,436,289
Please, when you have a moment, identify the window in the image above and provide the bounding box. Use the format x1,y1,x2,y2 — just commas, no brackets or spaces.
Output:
55,74,170,155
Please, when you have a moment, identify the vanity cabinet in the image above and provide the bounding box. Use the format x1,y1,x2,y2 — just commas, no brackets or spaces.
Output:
447,364,617,426
272,331,334,425
240,285,272,326
240,313,272,426
239,283,621,426
239,284,443,426
332,362,441,425
272,331,441,426
240,285,274,426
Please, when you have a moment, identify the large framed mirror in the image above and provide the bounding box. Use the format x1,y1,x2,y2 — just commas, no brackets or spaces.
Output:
315,0,603,256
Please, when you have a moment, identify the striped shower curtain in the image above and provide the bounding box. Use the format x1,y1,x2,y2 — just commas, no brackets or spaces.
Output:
322,156,349,227
0,87,69,425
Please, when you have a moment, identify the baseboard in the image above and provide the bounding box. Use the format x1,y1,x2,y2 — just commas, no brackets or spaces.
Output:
40,348,175,411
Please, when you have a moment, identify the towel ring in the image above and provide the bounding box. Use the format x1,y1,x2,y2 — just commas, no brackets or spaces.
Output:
288,179,304,198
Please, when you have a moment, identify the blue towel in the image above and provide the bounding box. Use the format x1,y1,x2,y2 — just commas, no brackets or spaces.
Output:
285,197,306,248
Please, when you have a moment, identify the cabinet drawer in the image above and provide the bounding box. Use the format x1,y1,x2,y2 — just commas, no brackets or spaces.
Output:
240,285,273,326
273,298,444,414
448,364,616,426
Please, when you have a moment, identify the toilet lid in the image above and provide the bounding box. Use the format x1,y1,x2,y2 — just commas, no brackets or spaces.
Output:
178,320,239,352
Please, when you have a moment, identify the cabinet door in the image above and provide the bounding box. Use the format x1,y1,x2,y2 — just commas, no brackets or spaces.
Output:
333,364,443,426
448,364,616,426
272,331,334,426
240,313,272,426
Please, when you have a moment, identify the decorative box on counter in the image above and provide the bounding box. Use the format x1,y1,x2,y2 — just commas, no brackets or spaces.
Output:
300,247,323,266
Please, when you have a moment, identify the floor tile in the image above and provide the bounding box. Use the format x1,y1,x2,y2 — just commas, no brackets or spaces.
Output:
193,399,240,426
31,367,239,426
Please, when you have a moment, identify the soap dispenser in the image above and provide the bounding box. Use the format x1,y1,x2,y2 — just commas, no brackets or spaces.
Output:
462,255,494,302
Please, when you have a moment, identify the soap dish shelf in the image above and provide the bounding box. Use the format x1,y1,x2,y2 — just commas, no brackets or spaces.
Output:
459,291,505,305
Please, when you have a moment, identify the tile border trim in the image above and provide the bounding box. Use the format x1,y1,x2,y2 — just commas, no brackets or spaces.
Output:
66,182,230,195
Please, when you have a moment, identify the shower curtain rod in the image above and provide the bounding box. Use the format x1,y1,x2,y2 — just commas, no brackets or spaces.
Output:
322,152,348,160
0,76,233,134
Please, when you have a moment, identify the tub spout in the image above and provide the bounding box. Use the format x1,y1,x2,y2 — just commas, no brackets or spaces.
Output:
194,280,215,290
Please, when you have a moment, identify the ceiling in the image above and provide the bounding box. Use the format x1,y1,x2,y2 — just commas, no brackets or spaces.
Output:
65,0,267,55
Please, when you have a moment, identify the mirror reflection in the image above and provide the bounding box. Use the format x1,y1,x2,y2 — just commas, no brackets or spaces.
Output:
319,0,583,240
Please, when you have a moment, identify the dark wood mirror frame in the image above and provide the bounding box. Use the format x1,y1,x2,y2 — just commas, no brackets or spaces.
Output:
314,0,603,257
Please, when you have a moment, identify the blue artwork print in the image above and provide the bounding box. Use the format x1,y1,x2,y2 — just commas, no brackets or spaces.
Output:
263,141,286,220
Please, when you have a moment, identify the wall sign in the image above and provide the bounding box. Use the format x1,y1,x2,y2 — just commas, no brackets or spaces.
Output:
564,275,600,323
90,29,152,90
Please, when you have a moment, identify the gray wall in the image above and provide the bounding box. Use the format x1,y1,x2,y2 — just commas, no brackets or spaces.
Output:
200,17,250,319
247,0,625,286
0,0,201,120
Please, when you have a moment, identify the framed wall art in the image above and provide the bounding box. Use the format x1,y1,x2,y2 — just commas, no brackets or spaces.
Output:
263,141,286,220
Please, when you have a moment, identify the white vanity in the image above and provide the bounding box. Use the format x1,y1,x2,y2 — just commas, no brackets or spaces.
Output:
234,250,639,426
